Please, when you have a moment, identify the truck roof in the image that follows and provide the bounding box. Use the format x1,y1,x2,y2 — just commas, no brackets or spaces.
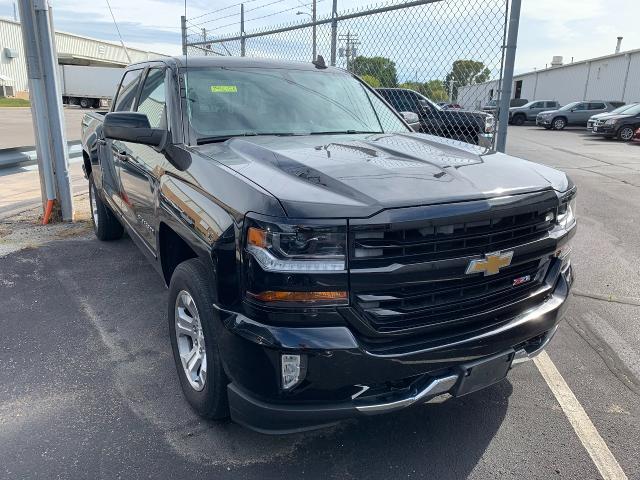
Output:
127,55,342,72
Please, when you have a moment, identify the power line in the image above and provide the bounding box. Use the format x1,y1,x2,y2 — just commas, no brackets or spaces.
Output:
105,0,131,63
189,0,287,28
187,0,263,22
207,0,323,32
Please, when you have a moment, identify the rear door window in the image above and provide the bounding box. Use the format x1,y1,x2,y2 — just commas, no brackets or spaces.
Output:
588,103,606,110
545,101,557,108
113,69,143,112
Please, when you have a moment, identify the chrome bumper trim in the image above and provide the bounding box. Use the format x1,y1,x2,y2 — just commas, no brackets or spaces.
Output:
511,325,559,366
355,374,459,415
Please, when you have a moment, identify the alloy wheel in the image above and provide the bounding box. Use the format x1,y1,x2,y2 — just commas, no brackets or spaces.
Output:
174,290,207,391
619,127,634,141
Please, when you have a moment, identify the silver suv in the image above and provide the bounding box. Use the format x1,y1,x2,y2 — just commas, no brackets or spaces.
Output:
509,100,560,125
536,101,625,130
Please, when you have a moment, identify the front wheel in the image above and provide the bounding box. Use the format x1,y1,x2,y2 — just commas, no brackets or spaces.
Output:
512,114,525,126
618,126,635,141
168,259,229,419
552,117,566,130
89,173,123,241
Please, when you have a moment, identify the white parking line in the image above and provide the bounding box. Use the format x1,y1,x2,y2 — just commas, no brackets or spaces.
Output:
534,351,628,480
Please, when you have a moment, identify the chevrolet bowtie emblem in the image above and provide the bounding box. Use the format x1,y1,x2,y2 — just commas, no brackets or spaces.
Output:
466,251,513,276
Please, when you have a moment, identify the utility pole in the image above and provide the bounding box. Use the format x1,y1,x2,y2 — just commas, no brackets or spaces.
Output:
496,0,521,153
202,28,208,56
181,15,187,55
17,0,73,221
311,0,316,61
338,31,359,72
240,4,245,57
330,0,337,66
13,1,17,21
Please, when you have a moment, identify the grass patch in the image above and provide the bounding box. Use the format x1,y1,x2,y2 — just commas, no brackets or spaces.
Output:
0,98,30,107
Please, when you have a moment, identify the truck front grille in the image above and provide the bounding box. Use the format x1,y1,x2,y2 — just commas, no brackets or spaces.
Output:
349,198,558,335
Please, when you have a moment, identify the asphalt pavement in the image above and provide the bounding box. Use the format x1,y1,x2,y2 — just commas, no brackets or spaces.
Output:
0,106,85,149
1,126,639,479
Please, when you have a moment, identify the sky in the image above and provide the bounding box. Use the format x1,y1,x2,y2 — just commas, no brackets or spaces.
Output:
0,0,638,76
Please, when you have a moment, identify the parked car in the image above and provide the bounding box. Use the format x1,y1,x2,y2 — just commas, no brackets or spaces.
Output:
440,103,461,110
81,56,576,434
483,98,528,116
508,100,560,126
377,87,494,145
592,103,640,141
587,103,638,131
536,100,625,130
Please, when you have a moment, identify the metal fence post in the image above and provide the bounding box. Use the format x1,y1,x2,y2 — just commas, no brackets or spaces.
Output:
18,0,74,221
312,0,317,61
330,0,338,66
181,15,187,55
496,0,521,153
240,4,246,57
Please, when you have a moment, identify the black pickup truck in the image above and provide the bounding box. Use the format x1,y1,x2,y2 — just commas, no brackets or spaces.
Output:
377,87,494,146
81,56,576,434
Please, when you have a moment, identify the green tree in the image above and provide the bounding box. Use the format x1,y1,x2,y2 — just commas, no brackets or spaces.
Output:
445,60,491,100
351,56,398,87
398,80,448,102
360,74,381,88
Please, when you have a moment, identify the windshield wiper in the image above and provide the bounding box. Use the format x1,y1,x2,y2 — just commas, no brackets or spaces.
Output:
196,132,303,145
308,130,383,135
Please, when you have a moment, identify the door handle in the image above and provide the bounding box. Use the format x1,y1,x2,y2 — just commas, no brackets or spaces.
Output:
97,138,107,146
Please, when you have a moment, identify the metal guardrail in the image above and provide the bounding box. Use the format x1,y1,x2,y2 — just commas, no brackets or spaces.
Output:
0,140,82,170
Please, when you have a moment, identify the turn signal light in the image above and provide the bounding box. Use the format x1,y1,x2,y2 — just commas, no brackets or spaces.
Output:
247,227,267,248
247,290,348,304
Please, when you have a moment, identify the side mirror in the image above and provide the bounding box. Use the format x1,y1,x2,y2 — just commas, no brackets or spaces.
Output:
103,112,165,147
400,111,421,131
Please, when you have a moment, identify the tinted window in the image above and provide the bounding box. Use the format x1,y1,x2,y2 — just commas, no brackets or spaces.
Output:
573,103,588,111
588,103,606,110
611,101,625,108
136,68,166,128
113,69,143,112
545,101,557,108
531,102,544,108
185,68,408,140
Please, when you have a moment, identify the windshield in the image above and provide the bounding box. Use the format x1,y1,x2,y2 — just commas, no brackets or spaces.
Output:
184,67,409,143
608,104,633,115
559,102,581,111
618,103,640,115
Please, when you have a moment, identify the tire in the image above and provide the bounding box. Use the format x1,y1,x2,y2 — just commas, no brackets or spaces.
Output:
80,98,91,109
168,259,229,420
618,126,635,142
512,114,525,126
552,117,566,130
89,173,124,241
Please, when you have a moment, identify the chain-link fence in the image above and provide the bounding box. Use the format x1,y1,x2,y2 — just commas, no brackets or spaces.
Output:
184,0,511,152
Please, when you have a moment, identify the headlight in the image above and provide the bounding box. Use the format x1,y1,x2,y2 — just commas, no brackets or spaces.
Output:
605,118,617,125
243,216,348,306
246,223,346,272
557,197,576,229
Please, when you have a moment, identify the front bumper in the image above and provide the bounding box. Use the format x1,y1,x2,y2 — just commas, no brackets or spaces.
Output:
592,124,616,135
536,117,552,126
218,261,573,434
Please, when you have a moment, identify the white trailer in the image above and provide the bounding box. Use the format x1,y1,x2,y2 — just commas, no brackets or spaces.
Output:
57,65,124,109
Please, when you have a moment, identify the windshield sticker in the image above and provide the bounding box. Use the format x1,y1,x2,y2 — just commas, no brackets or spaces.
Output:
210,85,238,93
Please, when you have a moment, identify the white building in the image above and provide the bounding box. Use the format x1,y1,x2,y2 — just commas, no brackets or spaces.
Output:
0,18,166,96
457,48,640,110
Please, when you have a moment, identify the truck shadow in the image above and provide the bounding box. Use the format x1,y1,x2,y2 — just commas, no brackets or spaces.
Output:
1,236,512,478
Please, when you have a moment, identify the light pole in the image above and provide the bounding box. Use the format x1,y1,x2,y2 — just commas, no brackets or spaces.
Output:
296,0,316,61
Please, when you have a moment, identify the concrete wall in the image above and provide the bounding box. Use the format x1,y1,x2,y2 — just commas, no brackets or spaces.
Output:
457,49,640,109
0,18,166,93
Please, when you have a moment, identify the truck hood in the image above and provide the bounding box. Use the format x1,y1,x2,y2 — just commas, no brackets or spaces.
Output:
197,132,570,218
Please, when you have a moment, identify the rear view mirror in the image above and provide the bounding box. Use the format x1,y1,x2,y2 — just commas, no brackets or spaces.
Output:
104,112,165,147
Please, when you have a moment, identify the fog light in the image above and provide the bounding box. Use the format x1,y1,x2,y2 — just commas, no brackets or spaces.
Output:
281,354,305,390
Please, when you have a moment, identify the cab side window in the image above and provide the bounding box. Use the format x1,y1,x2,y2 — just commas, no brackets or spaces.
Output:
136,68,167,129
573,103,588,111
113,69,143,112
588,103,606,110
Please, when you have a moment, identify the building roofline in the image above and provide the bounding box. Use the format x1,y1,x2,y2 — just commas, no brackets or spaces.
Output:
0,17,168,57
463,46,640,87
